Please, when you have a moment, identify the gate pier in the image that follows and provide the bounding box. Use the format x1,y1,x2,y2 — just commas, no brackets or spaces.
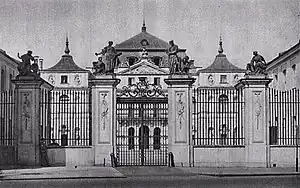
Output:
165,75,195,167
12,76,53,166
235,75,272,167
89,74,120,166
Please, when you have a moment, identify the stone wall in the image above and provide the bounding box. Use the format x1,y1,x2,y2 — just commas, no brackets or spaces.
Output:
0,146,15,165
193,147,245,167
47,147,94,167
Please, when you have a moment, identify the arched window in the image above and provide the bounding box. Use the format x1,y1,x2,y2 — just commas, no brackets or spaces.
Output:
153,127,161,149
139,126,149,149
1,69,6,92
9,74,13,91
292,64,296,88
128,127,135,150
220,124,229,145
219,94,229,112
59,94,69,102
59,94,69,113
283,69,287,90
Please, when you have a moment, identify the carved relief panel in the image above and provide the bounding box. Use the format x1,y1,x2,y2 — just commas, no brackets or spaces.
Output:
175,91,187,143
207,74,215,86
233,74,240,84
21,92,33,143
97,91,110,144
74,74,82,86
252,90,264,143
48,74,55,85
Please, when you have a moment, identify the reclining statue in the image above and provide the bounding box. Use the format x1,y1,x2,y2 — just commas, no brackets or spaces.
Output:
246,51,268,75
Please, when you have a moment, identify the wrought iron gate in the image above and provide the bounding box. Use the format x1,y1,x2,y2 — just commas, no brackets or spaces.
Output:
116,81,168,166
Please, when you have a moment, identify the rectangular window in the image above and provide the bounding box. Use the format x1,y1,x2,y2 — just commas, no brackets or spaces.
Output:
128,77,134,85
138,106,143,117
128,128,134,150
139,77,147,82
61,75,68,84
153,128,161,149
154,77,160,85
153,104,158,118
220,75,227,84
128,104,134,117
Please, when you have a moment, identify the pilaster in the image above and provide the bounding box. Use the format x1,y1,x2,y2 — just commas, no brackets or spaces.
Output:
89,74,120,166
164,74,195,166
12,76,53,166
235,75,272,167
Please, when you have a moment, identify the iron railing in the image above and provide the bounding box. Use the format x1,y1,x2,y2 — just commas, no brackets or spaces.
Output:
0,90,15,146
40,89,51,145
192,87,244,146
269,88,300,145
40,89,92,146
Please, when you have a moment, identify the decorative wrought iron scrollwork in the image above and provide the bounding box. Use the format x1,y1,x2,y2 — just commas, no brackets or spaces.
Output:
118,81,166,98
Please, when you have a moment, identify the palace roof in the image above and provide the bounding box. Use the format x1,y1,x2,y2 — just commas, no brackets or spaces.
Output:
45,37,87,72
0,49,20,65
200,38,245,73
115,22,172,50
267,40,300,66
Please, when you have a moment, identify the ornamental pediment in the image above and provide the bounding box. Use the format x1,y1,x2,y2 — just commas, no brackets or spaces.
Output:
118,60,168,75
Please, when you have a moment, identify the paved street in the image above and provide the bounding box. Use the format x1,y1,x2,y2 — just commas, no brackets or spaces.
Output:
0,175,299,188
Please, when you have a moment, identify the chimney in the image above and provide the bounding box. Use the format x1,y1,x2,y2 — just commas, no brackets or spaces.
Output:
39,59,44,70
34,56,39,64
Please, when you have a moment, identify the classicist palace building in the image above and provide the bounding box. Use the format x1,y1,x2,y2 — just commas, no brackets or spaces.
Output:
1,19,299,168
267,40,300,90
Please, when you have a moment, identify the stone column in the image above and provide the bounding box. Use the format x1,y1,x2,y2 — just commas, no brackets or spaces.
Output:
12,76,53,166
164,75,195,167
89,74,120,166
235,75,272,167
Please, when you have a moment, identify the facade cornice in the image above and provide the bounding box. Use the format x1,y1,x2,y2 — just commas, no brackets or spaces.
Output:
267,41,300,71
164,75,196,86
116,48,186,52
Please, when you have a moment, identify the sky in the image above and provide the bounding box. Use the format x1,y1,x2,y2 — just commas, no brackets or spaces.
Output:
0,0,299,70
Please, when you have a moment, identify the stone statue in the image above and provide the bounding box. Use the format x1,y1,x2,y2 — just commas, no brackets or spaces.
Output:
17,50,39,78
246,51,267,75
166,40,180,74
92,55,106,74
95,41,122,74
181,56,194,74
